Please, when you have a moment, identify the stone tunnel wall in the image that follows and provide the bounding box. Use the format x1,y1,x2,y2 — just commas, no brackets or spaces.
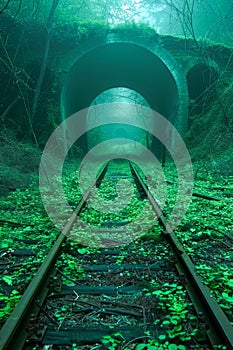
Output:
58,32,232,146
1,14,232,147
60,33,189,137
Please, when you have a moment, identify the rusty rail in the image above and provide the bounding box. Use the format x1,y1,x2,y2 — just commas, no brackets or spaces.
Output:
130,163,233,349
0,164,108,350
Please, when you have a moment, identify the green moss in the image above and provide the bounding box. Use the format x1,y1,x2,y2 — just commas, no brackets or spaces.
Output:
51,20,159,46
51,20,110,43
112,22,159,41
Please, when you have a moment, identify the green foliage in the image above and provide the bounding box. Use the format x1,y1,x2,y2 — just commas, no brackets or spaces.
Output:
149,282,197,342
78,20,110,38
0,130,41,195
0,290,21,323
186,77,233,166
222,292,233,304
112,22,159,41
135,339,186,350
0,180,59,323
101,333,123,349
51,19,110,44
51,17,159,47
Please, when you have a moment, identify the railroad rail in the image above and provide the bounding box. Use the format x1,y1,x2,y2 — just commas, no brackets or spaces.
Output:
130,163,233,349
0,160,232,350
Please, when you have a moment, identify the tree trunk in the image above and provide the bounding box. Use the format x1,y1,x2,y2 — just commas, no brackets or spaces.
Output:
30,0,59,125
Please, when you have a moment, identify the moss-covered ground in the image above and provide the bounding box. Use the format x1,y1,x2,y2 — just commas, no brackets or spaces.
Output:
0,159,232,349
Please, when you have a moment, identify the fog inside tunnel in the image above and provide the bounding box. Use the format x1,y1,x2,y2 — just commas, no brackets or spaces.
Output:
60,38,187,159
86,88,154,156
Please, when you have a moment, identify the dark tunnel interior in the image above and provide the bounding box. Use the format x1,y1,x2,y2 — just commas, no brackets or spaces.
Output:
61,42,185,151
62,43,179,120
186,63,219,115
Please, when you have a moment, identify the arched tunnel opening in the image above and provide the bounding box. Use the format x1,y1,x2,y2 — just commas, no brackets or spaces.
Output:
187,62,219,117
87,87,153,154
61,38,188,157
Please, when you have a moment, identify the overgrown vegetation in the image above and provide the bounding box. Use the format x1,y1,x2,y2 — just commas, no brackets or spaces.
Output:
0,129,41,195
0,162,232,349
186,75,233,167
0,0,232,348
0,0,232,156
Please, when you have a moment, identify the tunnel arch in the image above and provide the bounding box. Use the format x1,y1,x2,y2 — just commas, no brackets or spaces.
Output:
61,34,189,151
186,61,219,115
87,87,153,151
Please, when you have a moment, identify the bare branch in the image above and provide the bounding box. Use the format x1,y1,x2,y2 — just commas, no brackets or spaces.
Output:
0,0,11,14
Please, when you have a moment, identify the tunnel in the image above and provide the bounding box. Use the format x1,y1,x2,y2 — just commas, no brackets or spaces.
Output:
61,35,188,153
186,62,219,116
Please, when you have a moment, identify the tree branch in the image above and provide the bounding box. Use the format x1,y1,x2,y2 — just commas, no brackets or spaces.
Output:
0,0,11,14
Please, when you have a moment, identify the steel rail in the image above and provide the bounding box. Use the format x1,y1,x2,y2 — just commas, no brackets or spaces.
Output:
0,164,108,350
130,163,233,349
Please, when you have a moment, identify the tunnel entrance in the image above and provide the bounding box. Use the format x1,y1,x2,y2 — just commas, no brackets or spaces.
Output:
187,62,219,116
61,36,188,154
87,87,153,153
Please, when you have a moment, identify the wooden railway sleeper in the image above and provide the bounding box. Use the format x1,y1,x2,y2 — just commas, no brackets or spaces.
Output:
0,161,232,349
28,325,47,344
130,163,233,349
0,164,108,350
27,313,39,338
48,274,62,294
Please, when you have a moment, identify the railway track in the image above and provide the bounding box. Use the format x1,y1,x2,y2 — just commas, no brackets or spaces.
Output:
0,159,232,350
